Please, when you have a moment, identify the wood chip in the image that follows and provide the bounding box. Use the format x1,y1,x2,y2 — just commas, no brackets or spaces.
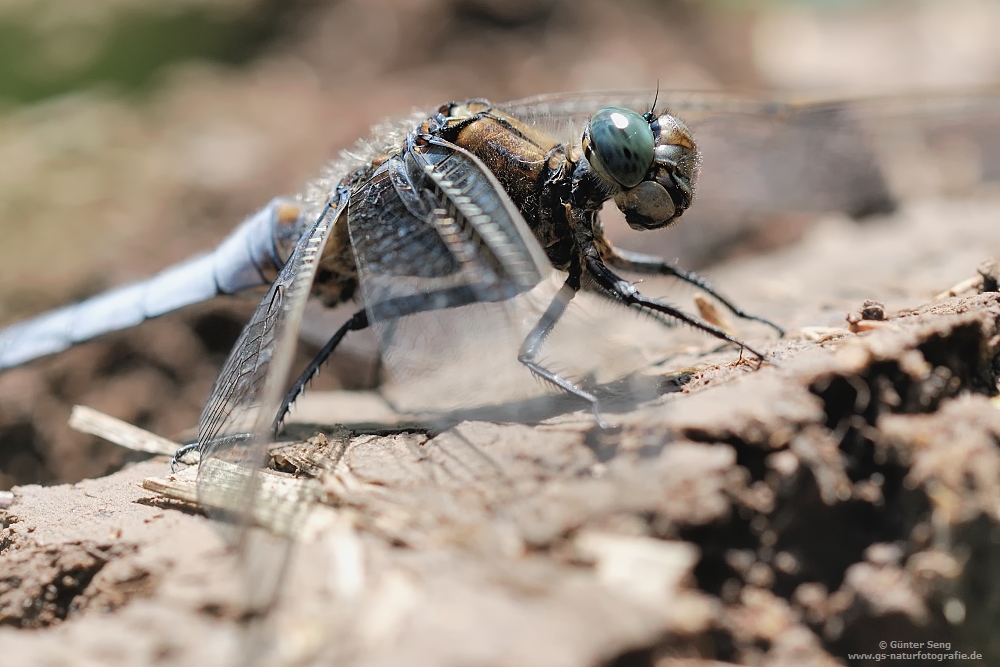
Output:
693,293,738,336
69,405,183,456
144,459,319,536
142,468,199,506
934,275,982,302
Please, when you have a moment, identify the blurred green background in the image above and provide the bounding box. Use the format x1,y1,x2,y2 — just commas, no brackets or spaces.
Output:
0,1,287,105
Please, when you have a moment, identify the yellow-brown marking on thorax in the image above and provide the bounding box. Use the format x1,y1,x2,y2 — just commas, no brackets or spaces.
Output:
451,109,558,207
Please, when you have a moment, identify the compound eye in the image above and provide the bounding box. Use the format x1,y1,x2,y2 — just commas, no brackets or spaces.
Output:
585,107,655,189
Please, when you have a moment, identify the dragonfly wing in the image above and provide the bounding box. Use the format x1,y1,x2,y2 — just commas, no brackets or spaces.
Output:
500,89,1000,167
347,135,549,416
501,91,895,216
825,92,1000,196
196,197,344,614
668,92,1000,265
502,90,1000,266
348,136,662,420
498,91,786,145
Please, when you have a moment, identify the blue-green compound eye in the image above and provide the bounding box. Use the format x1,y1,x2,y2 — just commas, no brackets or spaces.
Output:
586,107,655,188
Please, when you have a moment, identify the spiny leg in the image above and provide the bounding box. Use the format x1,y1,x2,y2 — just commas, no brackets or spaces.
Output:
517,262,614,428
605,247,785,336
273,285,484,434
272,308,370,435
584,253,769,362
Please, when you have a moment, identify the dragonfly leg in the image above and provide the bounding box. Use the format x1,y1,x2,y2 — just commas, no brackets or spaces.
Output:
272,309,370,435
584,252,770,362
604,247,785,336
273,285,485,433
517,265,615,429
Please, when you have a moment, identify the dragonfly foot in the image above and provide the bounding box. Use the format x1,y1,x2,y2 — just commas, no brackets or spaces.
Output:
592,404,619,430
170,442,200,472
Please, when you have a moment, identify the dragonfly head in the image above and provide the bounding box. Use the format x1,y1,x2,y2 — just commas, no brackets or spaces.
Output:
582,107,698,230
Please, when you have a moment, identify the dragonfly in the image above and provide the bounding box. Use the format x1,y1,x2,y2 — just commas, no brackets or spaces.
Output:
1,90,999,578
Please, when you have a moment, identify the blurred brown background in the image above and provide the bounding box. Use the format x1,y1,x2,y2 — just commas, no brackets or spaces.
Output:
1,0,999,489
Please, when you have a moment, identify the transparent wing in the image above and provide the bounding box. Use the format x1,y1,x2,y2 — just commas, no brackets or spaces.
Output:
499,89,1000,174
500,90,1000,265
499,90,783,142
196,198,343,615
348,136,665,422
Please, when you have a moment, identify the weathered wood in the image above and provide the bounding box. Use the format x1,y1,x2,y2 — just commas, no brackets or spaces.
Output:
69,405,183,457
